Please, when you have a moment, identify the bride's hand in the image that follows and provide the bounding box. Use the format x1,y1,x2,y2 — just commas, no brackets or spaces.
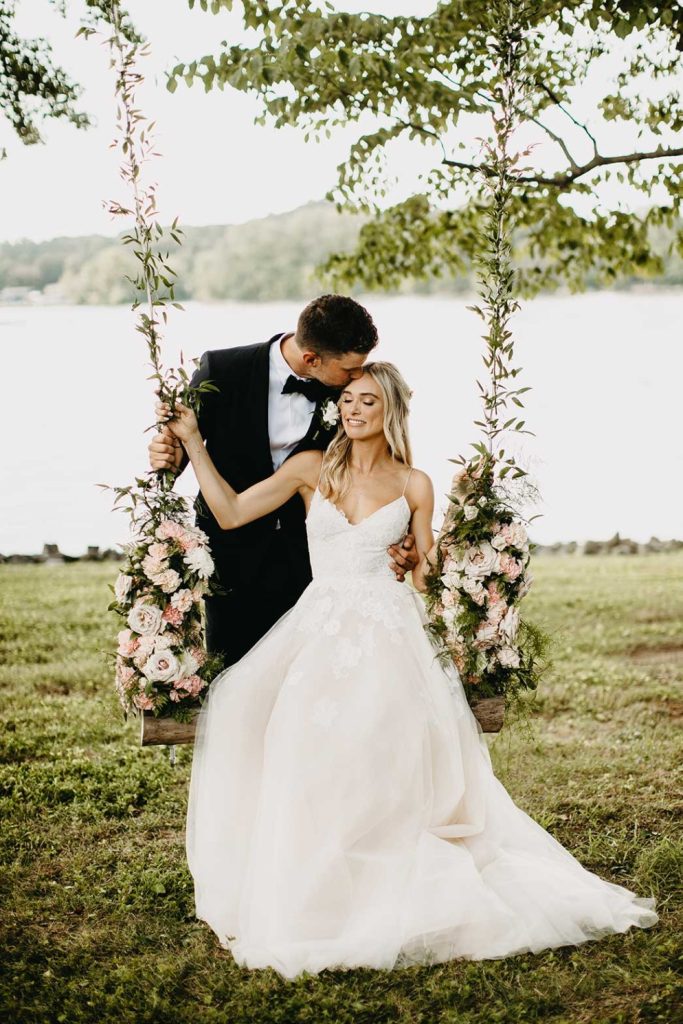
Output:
155,400,200,444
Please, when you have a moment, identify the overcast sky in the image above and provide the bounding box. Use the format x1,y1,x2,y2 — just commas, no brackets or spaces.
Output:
1,1,679,243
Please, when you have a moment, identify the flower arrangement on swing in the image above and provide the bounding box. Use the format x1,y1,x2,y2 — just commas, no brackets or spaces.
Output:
96,14,224,727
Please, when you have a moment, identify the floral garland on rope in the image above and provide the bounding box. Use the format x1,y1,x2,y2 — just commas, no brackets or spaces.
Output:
87,4,224,722
425,0,550,708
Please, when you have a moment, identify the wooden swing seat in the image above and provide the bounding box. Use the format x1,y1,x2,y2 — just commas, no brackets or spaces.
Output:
140,695,504,746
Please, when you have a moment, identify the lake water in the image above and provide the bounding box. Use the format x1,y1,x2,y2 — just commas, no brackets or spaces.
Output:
1,292,681,555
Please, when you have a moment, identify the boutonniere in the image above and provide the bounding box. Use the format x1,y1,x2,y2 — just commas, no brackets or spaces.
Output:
312,397,341,441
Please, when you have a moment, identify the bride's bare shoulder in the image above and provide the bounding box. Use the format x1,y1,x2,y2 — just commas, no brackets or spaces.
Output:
285,449,324,487
405,468,434,507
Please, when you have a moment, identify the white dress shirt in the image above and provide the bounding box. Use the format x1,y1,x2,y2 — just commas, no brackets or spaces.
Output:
268,333,316,470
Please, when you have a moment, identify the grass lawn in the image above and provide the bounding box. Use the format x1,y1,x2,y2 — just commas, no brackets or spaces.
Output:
1,556,681,1024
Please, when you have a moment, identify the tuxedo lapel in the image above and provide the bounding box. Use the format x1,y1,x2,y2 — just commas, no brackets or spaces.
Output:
288,393,341,459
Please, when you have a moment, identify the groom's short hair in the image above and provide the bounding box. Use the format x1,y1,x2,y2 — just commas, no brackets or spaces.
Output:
297,295,378,356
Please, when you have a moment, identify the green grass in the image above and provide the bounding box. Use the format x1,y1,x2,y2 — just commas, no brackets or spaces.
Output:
1,557,681,1024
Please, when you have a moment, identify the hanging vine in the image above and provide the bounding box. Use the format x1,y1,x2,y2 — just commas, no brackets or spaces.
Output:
86,2,223,722
425,0,550,707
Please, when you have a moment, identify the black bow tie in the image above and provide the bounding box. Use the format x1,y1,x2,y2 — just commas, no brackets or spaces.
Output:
281,374,337,404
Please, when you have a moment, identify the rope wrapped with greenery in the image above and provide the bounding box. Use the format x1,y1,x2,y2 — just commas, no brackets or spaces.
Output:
424,1,550,708
88,2,223,722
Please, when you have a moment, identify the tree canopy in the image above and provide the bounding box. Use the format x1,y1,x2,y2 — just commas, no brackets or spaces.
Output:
172,1,683,295
0,0,138,157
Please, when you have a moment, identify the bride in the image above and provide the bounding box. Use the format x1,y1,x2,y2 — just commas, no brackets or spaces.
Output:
159,361,657,979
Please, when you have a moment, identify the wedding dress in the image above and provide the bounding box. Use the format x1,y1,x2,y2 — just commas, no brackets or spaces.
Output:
185,488,657,979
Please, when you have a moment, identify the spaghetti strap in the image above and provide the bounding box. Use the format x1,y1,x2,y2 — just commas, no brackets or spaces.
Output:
402,467,414,497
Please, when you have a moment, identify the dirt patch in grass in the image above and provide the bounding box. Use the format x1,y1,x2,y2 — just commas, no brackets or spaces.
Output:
655,698,683,720
627,642,683,664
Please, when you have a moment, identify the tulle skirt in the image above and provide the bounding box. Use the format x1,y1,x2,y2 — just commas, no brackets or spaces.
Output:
185,577,658,979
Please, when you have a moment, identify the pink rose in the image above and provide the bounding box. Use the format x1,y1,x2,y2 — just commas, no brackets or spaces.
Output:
487,601,507,626
499,555,523,581
155,520,185,542
115,657,136,685
499,522,528,550
174,674,205,697
191,646,207,668
117,629,138,657
133,693,155,711
148,542,170,561
162,605,184,627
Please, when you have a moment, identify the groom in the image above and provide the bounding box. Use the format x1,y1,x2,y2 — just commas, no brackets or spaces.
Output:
149,294,418,666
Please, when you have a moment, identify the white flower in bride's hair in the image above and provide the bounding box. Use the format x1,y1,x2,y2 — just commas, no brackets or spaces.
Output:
115,574,133,603
463,505,478,521
183,546,214,579
320,398,341,429
127,602,163,637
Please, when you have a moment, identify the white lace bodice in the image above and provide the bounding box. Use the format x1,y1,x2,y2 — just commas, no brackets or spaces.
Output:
306,488,411,583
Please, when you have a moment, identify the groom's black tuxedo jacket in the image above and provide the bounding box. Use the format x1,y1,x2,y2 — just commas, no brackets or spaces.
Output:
188,333,339,610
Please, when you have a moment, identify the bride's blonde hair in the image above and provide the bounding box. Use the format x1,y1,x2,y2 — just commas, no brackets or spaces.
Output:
319,361,413,503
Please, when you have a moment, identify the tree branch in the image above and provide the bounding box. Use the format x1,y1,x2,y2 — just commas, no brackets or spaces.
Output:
536,81,599,158
474,87,580,170
442,144,683,188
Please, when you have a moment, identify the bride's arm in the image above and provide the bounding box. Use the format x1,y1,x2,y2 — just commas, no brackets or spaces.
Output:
157,401,321,529
405,471,437,593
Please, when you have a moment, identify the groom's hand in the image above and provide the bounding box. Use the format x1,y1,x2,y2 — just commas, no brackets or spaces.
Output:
148,424,184,473
388,533,419,583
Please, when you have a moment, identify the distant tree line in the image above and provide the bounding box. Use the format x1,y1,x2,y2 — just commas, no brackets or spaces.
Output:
1,202,681,305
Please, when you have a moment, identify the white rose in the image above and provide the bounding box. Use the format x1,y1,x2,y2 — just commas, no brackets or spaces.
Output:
477,496,487,508
474,621,499,649
462,576,486,605
441,569,463,591
177,649,200,678
491,533,507,551
127,601,163,636
463,505,478,521
156,568,182,594
115,574,133,603
183,546,215,579
186,525,210,546
508,522,528,549
499,605,520,643
463,541,501,579
498,646,520,668
142,650,181,684
133,635,155,668
171,589,194,613
154,634,175,651
442,605,459,627
142,554,168,581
